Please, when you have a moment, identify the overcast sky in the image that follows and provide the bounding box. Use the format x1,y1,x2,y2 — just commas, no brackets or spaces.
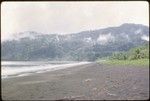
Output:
1,1,149,41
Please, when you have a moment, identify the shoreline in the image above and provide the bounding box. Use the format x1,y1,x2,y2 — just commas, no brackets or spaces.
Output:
2,63,149,100
2,61,91,79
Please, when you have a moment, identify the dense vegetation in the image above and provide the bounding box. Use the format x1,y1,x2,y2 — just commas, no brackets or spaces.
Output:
100,43,149,66
1,23,149,61
109,43,149,60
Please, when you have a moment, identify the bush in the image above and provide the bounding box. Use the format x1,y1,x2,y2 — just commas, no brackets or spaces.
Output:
110,52,127,60
110,44,149,60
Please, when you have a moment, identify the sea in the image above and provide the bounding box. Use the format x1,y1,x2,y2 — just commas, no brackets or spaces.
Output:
1,61,91,79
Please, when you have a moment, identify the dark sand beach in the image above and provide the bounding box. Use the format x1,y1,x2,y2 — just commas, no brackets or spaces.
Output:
2,63,149,100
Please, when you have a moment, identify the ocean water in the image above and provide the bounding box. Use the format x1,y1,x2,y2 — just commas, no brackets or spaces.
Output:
1,61,91,79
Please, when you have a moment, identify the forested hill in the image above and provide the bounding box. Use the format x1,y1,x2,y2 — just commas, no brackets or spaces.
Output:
1,23,149,61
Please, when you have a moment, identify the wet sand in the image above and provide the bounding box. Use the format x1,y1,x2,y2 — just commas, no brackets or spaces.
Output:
2,63,149,100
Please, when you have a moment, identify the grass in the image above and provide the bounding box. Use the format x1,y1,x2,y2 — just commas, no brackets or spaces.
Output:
98,59,149,66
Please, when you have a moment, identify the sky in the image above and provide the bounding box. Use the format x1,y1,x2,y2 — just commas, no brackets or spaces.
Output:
1,1,149,41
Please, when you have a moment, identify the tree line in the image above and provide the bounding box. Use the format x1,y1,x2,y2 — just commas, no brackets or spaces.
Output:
109,43,149,60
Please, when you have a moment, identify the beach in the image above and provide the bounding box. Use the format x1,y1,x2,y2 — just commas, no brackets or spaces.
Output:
2,63,149,100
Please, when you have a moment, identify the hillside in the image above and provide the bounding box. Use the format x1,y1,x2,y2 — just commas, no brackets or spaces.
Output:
1,23,149,61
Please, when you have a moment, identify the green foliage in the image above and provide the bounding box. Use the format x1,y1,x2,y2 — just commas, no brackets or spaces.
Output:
128,43,149,60
102,59,149,66
109,43,149,60
110,52,127,60
99,43,149,66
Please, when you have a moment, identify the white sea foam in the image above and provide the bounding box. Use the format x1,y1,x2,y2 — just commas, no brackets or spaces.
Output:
1,61,91,78
18,73,33,77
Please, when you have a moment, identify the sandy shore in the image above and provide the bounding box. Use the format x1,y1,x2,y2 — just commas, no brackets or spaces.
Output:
2,63,149,100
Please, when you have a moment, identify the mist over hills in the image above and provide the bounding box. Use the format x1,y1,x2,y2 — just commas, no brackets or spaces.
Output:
1,23,149,61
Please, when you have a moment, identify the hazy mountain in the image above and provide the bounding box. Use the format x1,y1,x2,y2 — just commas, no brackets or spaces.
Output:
1,23,149,61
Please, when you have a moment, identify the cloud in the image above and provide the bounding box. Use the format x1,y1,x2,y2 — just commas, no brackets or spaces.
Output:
97,33,115,44
141,35,149,41
1,1,149,41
